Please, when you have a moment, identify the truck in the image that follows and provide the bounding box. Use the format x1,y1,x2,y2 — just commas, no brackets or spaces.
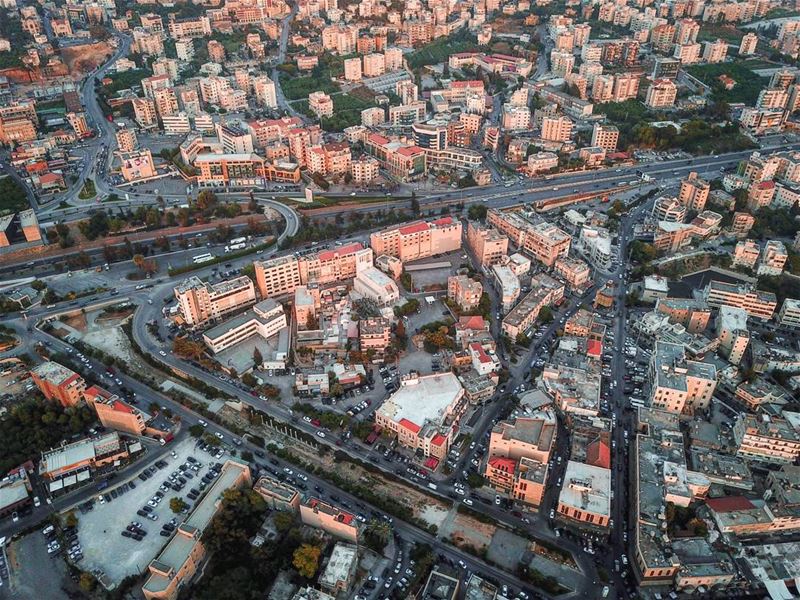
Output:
96,479,109,491
427,483,438,491
224,242,246,253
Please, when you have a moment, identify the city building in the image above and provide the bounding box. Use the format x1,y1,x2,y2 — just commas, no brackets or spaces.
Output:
648,341,717,415
202,299,288,355
491,264,520,313
254,475,301,512
120,149,157,182
142,461,251,600
717,305,749,365
374,372,466,460
678,172,710,212
299,497,360,543
556,461,611,528
447,275,483,311
702,281,777,321
501,274,564,338
318,543,358,595
645,79,677,108
734,414,800,464
298,243,373,286
757,240,788,276
590,123,619,152
254,255,302,299
30,361,86,408
466,222,508,267
353,266,400,306
369,217,462,263
39,432,132,485
174,275,256,327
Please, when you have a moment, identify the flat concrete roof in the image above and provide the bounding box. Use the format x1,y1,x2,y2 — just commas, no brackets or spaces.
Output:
376,372,463,430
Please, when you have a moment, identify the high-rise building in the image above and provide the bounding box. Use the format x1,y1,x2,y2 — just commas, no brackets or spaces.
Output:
174,275,256,327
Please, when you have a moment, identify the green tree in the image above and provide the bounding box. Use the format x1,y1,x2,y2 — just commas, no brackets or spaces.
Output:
467,203,488,221
78,573,96,593
364,520,391,552
273,510,295,532
253,347,263,366
170,497,189,513
538,306,554,324
188,424,205,438
410,193,420,215
292,543,322,578
64,511,79,528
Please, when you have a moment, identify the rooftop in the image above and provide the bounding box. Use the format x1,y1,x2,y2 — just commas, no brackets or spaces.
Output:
559,460,611,517
376,372,464,432
32,361,81,386
318,542,358,590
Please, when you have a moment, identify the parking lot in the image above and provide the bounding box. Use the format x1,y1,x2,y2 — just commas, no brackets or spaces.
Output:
74,436,224,584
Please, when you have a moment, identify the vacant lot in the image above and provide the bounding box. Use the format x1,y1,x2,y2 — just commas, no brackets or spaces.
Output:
60,41,113,74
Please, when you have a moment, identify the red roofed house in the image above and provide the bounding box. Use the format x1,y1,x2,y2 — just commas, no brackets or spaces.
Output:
369,216,462,263
586,438,611,469
30,361,87,408
747,180,776,212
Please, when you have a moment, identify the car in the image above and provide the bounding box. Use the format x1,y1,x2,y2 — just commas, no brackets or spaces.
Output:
494,495,501,505
462,498,474,506
159,351,166,357
550,509,555,519
317,431,326,438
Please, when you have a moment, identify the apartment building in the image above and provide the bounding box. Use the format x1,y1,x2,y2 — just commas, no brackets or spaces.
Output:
655,298,711,333
678,172,710,211
556,461,612,528
194,153,301,187
174,275,256,327
254,255,302,299
142,461,251,600
30,361,87,408
702,281,777,321
717,305,749,365
359,318,392,354
523,223,571,267
254,475,301,512
733,239,760,269
85,386,146,436
554,256,592,289
300,497,360,543
746,180,776,211
374,372,466,460
540,116,573,142
757,240,788,276
734,414,800,464
309,91,334,118
590,123,619,152
298,243,372,285
778,298,800,329
447,275,483,311
647,341,717,415
645,79,677,108
202,299,287,354
501,273,564,338
501,104,531,131
353,267,401,306
491,264,521,313
466,222,508,267
702,39,728,63
369,217,462,263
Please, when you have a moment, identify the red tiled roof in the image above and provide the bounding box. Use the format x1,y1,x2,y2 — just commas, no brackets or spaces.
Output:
756,181,775,190
398,418,421,434
398,221,430,235
451,80,483,89
488,457,516,472
470,342,492,364
111,400,135,414
706,496,755,513
317,241,363,262
396,145,424,157
586,439,611,469
430,434,447,446
587,340,602,357
457,316,486,331
432,216,453,226
424,456,440,469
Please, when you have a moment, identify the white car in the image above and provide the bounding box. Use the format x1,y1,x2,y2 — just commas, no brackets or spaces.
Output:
159,351,166,357
317,431,326,438
214,432,223,440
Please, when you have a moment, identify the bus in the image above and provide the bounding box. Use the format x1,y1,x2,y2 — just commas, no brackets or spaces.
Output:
192,253,215,264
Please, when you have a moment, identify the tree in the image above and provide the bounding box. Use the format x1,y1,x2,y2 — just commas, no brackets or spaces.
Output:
173,337,206,361
273,510,295,533
189,424,205,437
467,203,488,221
78,573,96,593
292,543,322,578
538,306,554,324
410,193,420,215
170,497,189,513
64,511,79,528
132,254,146,271
364,520,391,552
253,347,263,367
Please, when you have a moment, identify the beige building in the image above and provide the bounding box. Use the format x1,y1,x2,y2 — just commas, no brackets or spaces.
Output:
501,104,531,131
540,116,573,142
202,299,287,355
447,275,483,311
466,222,508,267
703,280,777,321
554,256,592,289
254,255,302,299
298,243,372,286
120,149,157,182
757,240,788,276
300,497,360,543
343,57,362,81
374,373,466,460
501,273,564,338
733,239,760,269
174,275,256,327
254,475,301,512
115,128,138,152
556,461,611,529
645,79,677,108
678,172,709,212
143,461,251,600
702,39,728,63
309,91,334,119
30,361,87,408
739,32,758,56
590,124,619,152
648,341,717,415
350,156,380,184
734,414,800,464
369,217,462,263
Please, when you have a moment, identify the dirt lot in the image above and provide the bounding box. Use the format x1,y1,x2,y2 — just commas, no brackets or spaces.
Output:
443,512,496,551
60,42,114,74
